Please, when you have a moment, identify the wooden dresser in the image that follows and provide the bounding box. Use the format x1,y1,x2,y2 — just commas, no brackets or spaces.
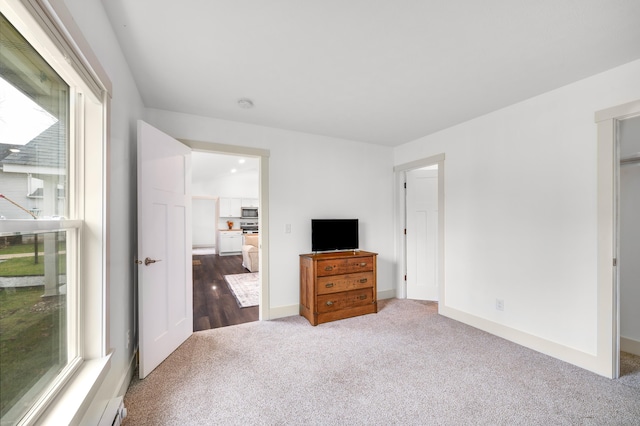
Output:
299,250,377,326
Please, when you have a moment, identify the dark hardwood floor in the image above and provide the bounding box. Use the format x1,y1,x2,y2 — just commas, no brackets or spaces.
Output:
192,253,258,331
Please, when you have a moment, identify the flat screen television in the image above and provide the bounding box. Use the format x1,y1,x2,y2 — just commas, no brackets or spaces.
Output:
311,219,359,252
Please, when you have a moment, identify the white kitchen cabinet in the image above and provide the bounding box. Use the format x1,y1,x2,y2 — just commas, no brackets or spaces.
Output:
219,197,242,217
241,198,259,208
218,230,243,255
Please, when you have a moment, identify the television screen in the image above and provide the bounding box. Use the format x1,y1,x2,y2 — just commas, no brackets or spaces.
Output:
311,219,359,252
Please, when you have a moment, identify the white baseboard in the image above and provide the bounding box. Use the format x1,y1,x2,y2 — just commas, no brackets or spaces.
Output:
115,348,138,397
621,337,640,356
378,289,396,300
267,304,298,320
438,305,608,377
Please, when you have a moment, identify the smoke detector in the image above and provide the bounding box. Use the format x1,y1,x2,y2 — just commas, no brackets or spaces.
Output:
237,98,254,109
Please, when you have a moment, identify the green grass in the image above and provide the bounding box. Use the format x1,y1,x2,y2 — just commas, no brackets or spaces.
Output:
0,287,66,417
0,242,65,255
0,238,44,254
0,255,67,277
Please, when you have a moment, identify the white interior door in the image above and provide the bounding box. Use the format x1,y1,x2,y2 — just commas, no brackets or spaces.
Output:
137,120,192,378
406,168,438,300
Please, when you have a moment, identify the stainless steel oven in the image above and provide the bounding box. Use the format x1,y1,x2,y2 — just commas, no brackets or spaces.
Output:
240,221,258,234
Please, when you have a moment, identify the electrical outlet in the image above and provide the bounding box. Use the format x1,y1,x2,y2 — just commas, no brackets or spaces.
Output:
496,299,504,311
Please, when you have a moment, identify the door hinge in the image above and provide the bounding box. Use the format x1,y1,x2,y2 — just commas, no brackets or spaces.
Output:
613,258,617,267
404,274,407,281
404,182,407,189
404,228,407,235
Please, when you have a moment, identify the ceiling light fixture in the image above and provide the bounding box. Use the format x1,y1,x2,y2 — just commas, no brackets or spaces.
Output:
237,98,254,109
238,158,245,164
9,148,20,153
231,168,237,173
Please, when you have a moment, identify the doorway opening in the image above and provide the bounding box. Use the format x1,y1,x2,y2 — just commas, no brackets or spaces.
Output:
191,151,260,330
394,154,445,305
595,99,640,379
180,139,270,330
617,116,640,380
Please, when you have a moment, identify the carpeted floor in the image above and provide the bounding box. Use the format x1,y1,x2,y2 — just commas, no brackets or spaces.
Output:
122,299,640,425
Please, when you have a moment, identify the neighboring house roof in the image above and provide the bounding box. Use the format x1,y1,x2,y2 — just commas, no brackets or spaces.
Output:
1,121,66,168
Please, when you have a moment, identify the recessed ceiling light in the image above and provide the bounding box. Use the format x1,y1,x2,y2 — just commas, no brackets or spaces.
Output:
238,158,245,164
237,98,254,109
231,168,237,173
9,148,20,153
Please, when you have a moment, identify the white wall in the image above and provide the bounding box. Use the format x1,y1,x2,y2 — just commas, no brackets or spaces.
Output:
192,198,217,247
394,59,640,372
193,171,258,198
619,116,640,352
191,151,259,198
145,109,396,309
60,0,144,423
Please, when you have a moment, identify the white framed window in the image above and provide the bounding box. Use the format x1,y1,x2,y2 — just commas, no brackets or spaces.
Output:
0,0,109,424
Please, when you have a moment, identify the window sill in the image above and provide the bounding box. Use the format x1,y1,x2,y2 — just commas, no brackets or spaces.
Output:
32,352,112,426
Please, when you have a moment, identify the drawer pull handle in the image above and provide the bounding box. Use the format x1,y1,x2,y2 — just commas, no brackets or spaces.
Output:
359,262,367,267
325,283,334,288
359,278,368,284
326,301,334,306
358,295,367,300
324,266,333,271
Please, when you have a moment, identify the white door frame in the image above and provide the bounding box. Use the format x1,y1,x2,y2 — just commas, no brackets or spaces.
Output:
179,138,271,320
394,154,445,306
595,98,640,378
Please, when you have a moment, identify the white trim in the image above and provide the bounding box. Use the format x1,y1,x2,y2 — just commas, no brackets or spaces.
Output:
114,348,138,399
0,0,110,423
595,99,640,123
621,337,640,357
178,138,272,321
594,99,640,378
20,0,112,97
377,289,396,300
2,164,65,175
258,155,270,320
269,304,298,320
393,154,445,305
0,219,82,234
440,305,602,372
393,154,446,173
31,353,112,426
179,138,270,158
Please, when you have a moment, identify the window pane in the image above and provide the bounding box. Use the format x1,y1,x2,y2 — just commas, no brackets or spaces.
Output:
0,11,71,424
0,231,67,422
0,12,69,220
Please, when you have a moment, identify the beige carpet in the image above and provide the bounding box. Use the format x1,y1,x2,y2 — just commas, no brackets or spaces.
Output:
122,299,640,425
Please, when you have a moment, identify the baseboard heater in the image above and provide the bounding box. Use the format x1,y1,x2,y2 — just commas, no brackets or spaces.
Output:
98,396,127,426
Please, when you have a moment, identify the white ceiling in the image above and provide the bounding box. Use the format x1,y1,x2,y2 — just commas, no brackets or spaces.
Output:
101,0,640,146
191,151,258,183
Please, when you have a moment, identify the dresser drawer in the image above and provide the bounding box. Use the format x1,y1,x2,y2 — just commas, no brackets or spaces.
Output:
317,288,374,314
316,272,373,295
316,256,374,277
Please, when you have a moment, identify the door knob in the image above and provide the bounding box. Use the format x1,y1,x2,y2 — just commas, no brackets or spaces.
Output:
135,257,162,265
